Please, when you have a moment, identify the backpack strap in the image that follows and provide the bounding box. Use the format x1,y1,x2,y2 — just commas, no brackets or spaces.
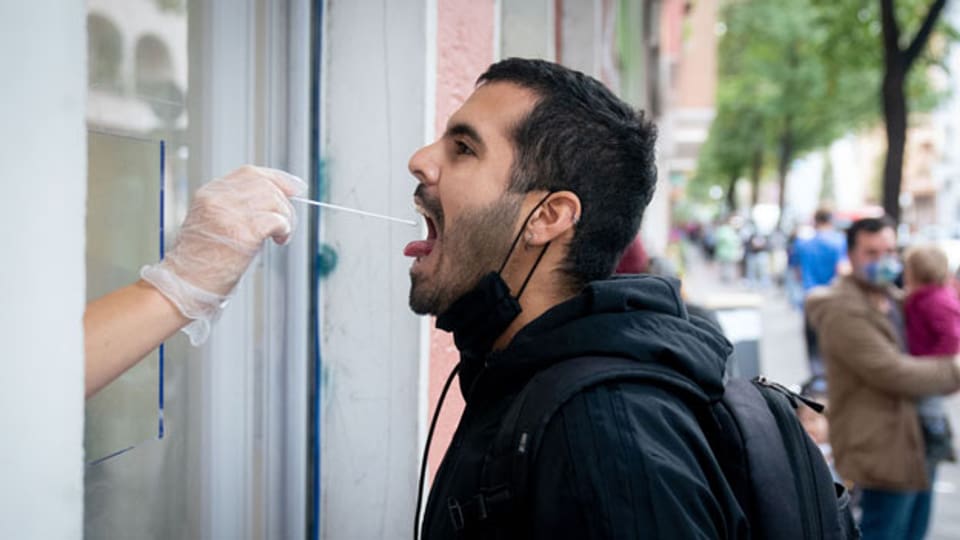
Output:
709,377,851,540
719,378,804,538
444,357,857,540
445,355,705,533
751,378,850,540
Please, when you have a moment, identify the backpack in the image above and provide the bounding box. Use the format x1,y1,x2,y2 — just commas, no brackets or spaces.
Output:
444,356,859,539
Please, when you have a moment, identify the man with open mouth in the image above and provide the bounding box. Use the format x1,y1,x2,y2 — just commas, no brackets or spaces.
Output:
407,58,746,539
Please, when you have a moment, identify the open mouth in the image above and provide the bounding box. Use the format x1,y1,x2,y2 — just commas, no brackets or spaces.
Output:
404,202,440,260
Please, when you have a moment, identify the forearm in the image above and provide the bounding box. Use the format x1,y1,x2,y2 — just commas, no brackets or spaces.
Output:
857,352,960,398
84,280,188,398
820,313,960,397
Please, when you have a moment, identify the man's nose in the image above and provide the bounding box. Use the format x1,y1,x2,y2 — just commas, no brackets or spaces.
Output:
408,141,440,186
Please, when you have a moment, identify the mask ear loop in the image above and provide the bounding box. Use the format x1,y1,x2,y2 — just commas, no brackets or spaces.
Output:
515,242,550,300
496,191,555,302
497,191,554,274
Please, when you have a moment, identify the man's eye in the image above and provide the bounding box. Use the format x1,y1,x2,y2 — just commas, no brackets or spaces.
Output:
455,141,475,156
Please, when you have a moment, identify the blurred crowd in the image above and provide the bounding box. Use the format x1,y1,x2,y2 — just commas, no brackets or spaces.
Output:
662,208,960,540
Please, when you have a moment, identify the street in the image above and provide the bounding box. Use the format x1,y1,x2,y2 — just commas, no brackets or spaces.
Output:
683,255,960,539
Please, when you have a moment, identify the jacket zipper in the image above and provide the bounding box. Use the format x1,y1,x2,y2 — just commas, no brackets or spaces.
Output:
756,376,825,413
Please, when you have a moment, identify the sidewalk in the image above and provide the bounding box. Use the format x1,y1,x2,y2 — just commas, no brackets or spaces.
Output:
682,249,808,386
680,250,960,539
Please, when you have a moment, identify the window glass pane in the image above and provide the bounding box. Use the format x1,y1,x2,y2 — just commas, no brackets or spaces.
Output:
85,1,313,536
84,130,163,463
85,0,189,465
85,1,193,537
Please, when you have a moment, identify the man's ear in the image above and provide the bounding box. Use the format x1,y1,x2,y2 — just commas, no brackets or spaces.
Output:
526,191,581,246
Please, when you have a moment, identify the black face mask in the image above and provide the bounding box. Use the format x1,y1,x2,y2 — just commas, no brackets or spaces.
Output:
435,193,553,356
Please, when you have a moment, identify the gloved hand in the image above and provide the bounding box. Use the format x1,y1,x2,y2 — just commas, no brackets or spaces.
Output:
141,165,306,345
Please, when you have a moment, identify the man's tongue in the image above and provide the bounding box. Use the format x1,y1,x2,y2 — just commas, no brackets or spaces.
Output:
404,239,435,258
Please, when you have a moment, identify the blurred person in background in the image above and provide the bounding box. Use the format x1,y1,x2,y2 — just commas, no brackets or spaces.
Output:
702,222,717,260
785,226,806,309
806,217,960,540
904,245,960,358
615,236,722,336
614,233,649,275
744,228,771,290
792,208,847,378
713,217,742,283
903,244,959,485
797,377,837,481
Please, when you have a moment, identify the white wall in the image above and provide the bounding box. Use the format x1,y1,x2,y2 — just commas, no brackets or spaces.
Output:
500,0,555,60
0,2,86,539
560,0,602,77
320,0,429,537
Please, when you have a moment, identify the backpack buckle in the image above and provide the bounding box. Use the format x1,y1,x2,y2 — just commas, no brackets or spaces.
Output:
447,498,466,531
447,486,513,532
447,494,489,532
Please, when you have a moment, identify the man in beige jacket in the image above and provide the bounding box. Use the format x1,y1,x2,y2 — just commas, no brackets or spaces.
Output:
807,217,960,540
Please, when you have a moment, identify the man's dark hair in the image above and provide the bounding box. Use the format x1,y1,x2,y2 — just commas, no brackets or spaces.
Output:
846,216,895,252
813,209,832,226
477,58,658,291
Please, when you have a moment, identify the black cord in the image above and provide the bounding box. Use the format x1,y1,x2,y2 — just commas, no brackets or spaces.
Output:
414,362,462,540
516,242,550,299
497,192,554,274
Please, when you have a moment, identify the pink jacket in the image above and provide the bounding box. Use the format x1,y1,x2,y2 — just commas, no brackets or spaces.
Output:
904,284,960,356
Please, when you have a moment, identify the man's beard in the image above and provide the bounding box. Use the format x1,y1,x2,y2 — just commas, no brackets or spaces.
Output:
409,193,522,315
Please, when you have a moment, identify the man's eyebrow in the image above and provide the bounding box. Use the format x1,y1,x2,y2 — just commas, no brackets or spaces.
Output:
445,122,485,150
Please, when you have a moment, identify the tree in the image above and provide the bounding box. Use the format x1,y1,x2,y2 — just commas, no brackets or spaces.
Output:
698,0,876,227
692,98,767,213
880,0,948,223
814,0,955,222
698,0,954,227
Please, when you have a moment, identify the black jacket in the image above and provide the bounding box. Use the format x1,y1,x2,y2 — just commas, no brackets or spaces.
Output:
421,275,748,539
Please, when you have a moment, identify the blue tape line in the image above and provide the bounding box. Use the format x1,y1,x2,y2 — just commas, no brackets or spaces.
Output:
85,430,165,467
86,136,168,467
311,251,322,540
159,139,166,439
310,1,324,537
88,445,137,467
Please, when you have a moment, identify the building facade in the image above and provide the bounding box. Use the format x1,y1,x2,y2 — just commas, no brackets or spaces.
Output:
2,1,700,538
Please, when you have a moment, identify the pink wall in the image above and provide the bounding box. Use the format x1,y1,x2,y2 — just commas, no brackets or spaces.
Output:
433,1,497,137
660,0,686,59
427,0,496,479
675,0,718,108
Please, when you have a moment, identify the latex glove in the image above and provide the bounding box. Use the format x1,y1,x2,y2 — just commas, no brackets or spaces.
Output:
141,165,306,345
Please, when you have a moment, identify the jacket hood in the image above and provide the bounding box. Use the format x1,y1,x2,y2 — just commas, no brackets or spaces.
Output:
462,275,732,403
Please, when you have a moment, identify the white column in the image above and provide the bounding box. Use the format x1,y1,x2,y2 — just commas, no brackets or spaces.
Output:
188,1,258,538
560,0,603,77
0,1,86,539
320,0,430,537
500,0,556,60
